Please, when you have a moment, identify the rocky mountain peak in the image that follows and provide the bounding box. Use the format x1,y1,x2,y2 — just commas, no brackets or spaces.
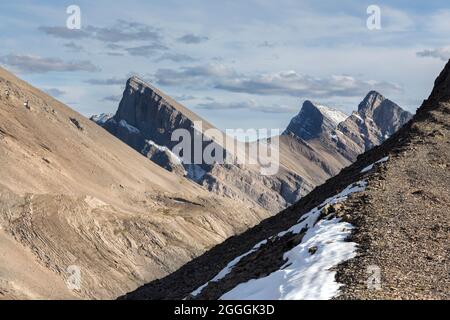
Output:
357,90,385,116
357,91,412,138
334,91,413,159
126,75,156,94
427,60,450,103
283,100,347,140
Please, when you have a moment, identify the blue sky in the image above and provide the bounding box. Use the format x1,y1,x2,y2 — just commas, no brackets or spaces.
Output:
1,0,449,132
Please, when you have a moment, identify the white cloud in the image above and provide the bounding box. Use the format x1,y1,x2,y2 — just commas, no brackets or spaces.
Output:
154,64,402,99
44,88,66,97
0,54,99,73
417,47,450,61
196,99,297,114
177,34,209,44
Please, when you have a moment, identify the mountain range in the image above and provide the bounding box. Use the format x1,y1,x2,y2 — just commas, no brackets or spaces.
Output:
0,63,417,300
92,77,412,215
122,61,450,301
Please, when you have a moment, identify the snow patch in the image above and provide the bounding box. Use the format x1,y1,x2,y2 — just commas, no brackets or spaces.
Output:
144,140,183,165
316,104,348,126
221,218,356,300
352,113,364,122
191,180,367,300
360,156,390,173
91,113,114,125
185,164,207,183
191,240,268,297
119,119,140,134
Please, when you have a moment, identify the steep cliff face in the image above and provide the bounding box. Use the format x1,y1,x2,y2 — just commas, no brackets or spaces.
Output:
95,76,216,160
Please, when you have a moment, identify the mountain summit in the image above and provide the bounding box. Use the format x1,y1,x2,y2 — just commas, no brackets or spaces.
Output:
282,92,413,162
283,101,347,140
357,90,413,140
336,91,413,158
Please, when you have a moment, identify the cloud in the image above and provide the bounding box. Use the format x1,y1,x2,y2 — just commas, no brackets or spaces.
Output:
106,43,124,50
0,54,99,73
85,77,127,85
258,41,277,48
106,52,125,57
38,26,89,39
40,20,163,44
424,10,450,34
196,99,296,114
44,88,66,97
215,71,402,97
177,34,209,44
63,42,84,52
124,44,168,57
154,64,402,98
155,53,196,62
416,47,450,61
101,95,122,102
86,20,162,43
173,94,197,101
154,63,237,86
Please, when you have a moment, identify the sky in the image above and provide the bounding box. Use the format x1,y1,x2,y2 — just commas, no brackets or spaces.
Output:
1,0,449,134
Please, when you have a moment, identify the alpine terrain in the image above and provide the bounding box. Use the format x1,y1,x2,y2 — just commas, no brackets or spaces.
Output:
0,67,414,301
93,77,412,215
121,61,449,300
0,66,268,299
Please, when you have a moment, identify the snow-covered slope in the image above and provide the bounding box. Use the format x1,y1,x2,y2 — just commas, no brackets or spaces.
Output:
193,180,368,300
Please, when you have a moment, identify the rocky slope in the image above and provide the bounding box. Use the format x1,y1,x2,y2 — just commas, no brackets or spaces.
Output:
121,62,448,301
0,66,269,300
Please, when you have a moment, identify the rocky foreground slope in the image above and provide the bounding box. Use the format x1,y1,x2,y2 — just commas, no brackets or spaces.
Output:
0,67,268,299
122,62,448,300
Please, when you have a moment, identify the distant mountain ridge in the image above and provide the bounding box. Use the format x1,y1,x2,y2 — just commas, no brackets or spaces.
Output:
282,92,413,162
92,78,413,215
121,62,448,302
